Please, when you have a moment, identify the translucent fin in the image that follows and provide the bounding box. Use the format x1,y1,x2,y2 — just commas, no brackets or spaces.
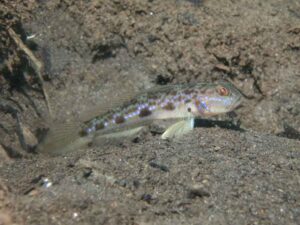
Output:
93,126,144,143
80,86,140,122
37,122,92,156
161,118,194,139
138,85,178,95
138,83,209,97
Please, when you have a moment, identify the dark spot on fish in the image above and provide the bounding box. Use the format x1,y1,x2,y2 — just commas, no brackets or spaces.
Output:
184,99,192,103
139,107,152,117
163,102,175,110
79,130,88,137
115,116,125,124
187,107,191,112
95,122,105,130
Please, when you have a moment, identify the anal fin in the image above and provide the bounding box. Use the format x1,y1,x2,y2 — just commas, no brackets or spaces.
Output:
93,126,145,144
161,118,194,139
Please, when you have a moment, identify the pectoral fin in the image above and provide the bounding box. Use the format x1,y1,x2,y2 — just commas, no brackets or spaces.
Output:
161,118,194,139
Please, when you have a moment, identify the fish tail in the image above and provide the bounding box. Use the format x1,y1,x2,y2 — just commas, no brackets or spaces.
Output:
37,122,92,156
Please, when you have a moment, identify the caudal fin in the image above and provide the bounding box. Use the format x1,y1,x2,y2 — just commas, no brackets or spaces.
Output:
37,122,92,156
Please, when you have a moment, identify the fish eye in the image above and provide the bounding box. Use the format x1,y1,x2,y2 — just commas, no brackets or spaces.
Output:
217,86,229,96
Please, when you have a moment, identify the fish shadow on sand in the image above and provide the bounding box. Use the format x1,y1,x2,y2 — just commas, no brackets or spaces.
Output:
194,118,245,132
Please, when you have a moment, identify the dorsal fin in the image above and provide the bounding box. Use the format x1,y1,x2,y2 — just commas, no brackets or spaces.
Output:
79,86,140,122
79,96,132,122
138,84,188,96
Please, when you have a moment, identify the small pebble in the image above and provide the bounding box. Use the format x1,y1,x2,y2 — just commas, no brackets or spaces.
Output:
187,185,210,199
141,194,153,203
149,161,169,172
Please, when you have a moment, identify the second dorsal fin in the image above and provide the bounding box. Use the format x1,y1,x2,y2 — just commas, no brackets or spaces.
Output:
79,85,141,122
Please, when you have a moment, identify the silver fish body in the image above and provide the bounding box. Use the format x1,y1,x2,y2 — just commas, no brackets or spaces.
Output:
81,82,242,137
39,82,242,155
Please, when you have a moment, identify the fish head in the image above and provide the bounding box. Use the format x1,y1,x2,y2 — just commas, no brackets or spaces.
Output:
195,82,242,116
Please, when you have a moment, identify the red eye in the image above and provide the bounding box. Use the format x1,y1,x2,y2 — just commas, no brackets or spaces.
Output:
218,86,229,96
